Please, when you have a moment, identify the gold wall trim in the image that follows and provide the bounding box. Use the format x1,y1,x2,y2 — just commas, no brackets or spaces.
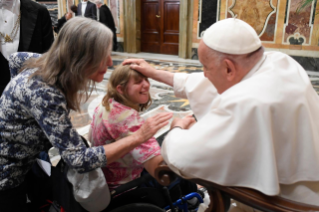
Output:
179,0,193,58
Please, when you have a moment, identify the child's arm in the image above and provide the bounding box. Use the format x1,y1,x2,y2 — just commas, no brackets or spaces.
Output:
143,155,164,178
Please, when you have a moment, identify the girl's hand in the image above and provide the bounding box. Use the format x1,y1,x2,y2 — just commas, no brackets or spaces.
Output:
135,112,173,143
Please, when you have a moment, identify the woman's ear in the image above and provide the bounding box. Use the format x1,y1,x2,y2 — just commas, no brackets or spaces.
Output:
116,85,124,95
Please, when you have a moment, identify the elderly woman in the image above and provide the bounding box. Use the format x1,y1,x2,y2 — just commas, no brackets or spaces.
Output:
0,17,172,211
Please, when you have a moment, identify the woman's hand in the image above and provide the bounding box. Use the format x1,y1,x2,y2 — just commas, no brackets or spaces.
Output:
135,112,173,143
170,115,196,130
122,59,157,78
103,112,172,165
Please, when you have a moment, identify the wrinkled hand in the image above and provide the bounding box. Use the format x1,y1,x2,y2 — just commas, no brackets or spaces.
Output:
170,115,196,130
136,112,173,143
122,59,157,78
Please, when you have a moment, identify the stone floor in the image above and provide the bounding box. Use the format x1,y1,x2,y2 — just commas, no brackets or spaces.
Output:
70,53,319,144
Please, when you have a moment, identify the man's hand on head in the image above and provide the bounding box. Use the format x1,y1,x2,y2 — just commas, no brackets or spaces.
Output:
170,115,196,130
122,59,157,78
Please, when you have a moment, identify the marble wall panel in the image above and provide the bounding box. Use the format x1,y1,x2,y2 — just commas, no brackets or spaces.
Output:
260,13,277,41
229,0,276,35
194,0,280,43
283,0,316,45
192,0,319,57
39,2,59,26
227,0,278,42
197,0,219,38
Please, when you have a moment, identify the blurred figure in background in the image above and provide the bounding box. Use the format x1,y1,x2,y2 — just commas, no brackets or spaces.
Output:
55,5,78,33
95,0,117,51
77,0,97,20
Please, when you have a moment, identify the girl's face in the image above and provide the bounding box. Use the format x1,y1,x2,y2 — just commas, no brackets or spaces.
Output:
125,76,150,105
89,55,113,82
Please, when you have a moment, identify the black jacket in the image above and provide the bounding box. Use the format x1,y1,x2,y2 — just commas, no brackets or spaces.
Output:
77,1,97,20
99,5,117,51
0,0,54,95
56,15,67,33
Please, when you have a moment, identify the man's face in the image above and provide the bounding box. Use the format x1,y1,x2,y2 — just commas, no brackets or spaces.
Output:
96,3,102,8
198,40,228,94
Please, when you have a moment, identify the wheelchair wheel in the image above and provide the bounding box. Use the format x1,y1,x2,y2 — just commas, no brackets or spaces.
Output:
108,203,165,212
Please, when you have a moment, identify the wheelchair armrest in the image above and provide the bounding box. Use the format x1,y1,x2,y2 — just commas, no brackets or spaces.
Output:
154,161,177,186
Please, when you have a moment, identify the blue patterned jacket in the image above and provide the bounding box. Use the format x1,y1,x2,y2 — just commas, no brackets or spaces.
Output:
0,52,107,191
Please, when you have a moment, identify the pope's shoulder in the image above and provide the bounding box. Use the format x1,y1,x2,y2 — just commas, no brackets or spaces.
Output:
219,51,310,107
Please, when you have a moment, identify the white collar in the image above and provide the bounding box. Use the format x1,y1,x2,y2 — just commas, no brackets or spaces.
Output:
82,1,88,4
0,0,20,16
241,54,266,82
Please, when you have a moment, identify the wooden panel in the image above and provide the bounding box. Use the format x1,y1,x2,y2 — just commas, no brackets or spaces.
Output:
163,2,179,32
142,32,160,43
161,0,180,54
142,3,159,31
161,43,178,54
141,0,180,55
141,0,161,53
163,34,179,43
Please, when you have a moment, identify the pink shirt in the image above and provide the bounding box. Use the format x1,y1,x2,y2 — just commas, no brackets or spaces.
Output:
90,99,161,190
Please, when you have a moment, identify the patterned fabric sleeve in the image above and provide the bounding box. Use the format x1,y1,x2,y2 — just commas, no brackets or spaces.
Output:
9,52,41,79
28,84,107,173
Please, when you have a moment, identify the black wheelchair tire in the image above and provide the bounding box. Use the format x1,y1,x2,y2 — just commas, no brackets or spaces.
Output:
108,203,165,212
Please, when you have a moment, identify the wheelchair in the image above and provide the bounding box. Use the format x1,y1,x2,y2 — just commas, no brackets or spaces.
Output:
104,169,205,212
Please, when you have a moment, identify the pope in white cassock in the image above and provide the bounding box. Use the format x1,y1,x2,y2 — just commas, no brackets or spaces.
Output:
123,18,319,211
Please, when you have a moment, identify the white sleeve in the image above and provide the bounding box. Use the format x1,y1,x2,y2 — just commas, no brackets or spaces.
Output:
173,73,219,120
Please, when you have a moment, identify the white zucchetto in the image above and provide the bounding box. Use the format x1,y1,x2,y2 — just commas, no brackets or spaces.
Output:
203,18,262,55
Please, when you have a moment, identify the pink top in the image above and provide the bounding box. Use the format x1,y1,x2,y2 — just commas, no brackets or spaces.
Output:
90,99,161,190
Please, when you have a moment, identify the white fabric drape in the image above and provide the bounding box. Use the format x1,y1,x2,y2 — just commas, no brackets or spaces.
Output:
162,52,319,199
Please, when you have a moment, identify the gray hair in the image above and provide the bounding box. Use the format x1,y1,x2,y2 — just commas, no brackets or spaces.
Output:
94,0,103,5
207,46,264,71
24,17,113,111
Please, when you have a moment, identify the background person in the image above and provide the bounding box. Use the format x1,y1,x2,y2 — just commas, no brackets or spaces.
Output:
94,0,117,51
77,0,97,20
0,17,172,212
0,0,54,95
123,18,319,211
55,5,78,34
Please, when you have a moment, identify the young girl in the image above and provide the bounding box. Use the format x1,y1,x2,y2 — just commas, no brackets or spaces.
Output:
89,64,163,190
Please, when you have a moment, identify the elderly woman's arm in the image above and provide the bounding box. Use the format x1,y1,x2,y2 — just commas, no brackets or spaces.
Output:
92,112,172,165
30,86,171,173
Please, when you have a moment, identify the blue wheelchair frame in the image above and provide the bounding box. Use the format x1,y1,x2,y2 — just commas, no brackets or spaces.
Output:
164,192,204,212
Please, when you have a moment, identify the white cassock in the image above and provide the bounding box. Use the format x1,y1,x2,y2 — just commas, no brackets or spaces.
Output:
161,51,319,208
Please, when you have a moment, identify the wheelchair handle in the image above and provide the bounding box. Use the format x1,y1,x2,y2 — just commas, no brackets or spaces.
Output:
154,161,177,186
